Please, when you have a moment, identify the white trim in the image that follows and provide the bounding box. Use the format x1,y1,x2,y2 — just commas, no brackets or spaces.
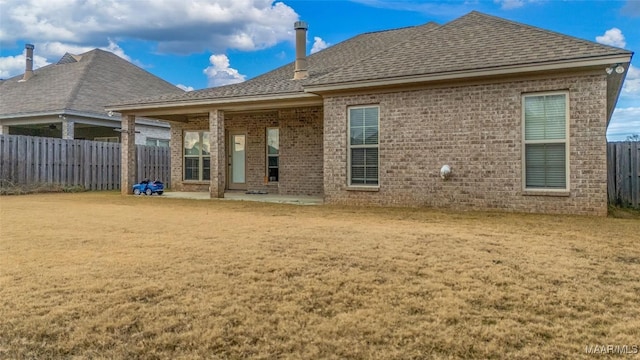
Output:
305,55,632,93
266,127,279,183
183,130,211,182
521,90,570,192
347,105,380,187
107,92,322,113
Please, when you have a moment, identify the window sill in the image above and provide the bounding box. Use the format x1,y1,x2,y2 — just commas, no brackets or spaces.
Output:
523,189,570,197
347,185,380,192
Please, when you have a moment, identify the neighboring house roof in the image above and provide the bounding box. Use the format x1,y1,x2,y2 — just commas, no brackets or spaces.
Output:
109,11,632,111
0,49,183,119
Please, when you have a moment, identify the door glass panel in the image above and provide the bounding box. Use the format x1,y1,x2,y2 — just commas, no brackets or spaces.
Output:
232,134,245,184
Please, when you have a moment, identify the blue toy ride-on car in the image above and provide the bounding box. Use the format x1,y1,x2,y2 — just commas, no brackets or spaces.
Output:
133,179,164,195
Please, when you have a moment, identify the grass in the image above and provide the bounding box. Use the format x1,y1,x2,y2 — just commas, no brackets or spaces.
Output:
1,192,639,359
0,180,87,195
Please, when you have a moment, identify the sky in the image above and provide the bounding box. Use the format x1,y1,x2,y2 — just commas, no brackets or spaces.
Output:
0,0,638,141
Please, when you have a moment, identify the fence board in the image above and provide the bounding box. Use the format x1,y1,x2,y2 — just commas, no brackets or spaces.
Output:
0,135,170,190
608,141,640,209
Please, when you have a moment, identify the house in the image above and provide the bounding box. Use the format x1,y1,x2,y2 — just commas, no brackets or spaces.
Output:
0,46,183,146
108,11,633,216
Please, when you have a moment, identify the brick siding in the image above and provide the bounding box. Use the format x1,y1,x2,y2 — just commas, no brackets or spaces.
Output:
323,73,609,216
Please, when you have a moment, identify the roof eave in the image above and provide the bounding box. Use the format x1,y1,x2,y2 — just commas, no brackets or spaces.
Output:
303,54,633,93
106,92,322,115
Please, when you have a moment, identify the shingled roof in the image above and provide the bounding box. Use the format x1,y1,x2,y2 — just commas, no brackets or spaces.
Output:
306,11,632,88
0,49,183,118
109,11,632,110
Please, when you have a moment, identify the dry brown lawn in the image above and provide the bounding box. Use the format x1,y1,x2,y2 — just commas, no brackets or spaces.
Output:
0,192,639,359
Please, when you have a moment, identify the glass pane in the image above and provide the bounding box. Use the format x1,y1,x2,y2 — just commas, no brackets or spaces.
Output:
350,108,364,128
158,139,170,148
525,144,566,188
146,138,157,146
232,134,245,183
364,107,378,127
545,143,566,188
351,148,378,185
184,132,200,155
267,128,279,155
350,127,364,145
201,132,211,155
365,166,379,185
268,156,279,167
351,166,365,184
351,148,365,166
268,167,279,182
364,126,378,145
184,157,199,180
365,148,378,166
544,95,566,139
525,95,565,140
203,157,211,181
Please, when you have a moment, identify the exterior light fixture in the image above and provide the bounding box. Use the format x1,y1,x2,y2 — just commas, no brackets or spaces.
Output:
606,64,626,75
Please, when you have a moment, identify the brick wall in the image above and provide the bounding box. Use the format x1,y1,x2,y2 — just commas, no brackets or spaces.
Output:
323,73,609,216
169,106,323,195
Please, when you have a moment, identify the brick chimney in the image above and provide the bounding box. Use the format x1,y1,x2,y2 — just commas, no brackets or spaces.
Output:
293,21,308,80
23,44,35,81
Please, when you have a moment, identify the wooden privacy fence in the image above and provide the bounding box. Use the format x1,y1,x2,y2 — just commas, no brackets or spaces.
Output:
0,135,171,190
608,141,640,209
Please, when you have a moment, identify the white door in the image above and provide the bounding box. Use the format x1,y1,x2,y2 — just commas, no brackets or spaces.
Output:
228,132,246,190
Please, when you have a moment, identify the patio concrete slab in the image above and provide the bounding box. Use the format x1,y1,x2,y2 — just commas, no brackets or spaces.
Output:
160,191,323,205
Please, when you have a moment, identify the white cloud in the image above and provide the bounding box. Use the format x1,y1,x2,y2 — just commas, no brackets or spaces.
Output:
203,54,246,87
310,37,329,54
622,64,639,96
0,48,49,79
495,0,525,10
493,0,542,10
0,39,134,78
176,84,194,92
596,28,626,48
608,107,640,141
0,0,299,54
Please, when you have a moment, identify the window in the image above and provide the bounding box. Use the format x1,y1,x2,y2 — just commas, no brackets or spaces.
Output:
146,138,169,147
184,131,210,181
348,106,379,186
94,136,119,143
523,92,568,190
266,128,279,182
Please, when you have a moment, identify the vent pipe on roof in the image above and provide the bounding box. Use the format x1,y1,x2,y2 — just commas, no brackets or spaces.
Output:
293,21,308,80
23,44,35,81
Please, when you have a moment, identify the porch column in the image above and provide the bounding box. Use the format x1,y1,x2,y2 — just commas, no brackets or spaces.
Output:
121,114,137,195
209,110,225,198
61,120,74,140
0,125,9,135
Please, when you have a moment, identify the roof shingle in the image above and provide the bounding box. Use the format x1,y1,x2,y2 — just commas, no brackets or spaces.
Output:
0,49,183,117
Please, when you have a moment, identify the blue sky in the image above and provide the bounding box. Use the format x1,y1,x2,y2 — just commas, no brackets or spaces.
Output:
0,0,638,140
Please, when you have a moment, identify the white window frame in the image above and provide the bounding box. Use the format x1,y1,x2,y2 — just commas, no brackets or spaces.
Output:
183,131,210,182
266,127,279,183
348,105,380,188
146,137,169,147
521,91,570,192
94,136,119,143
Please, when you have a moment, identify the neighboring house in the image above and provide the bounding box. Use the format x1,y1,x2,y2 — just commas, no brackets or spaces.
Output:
108,12,633,216
0,46,183,146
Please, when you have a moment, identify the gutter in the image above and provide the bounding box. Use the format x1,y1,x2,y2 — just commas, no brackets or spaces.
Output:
303,55,633,93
